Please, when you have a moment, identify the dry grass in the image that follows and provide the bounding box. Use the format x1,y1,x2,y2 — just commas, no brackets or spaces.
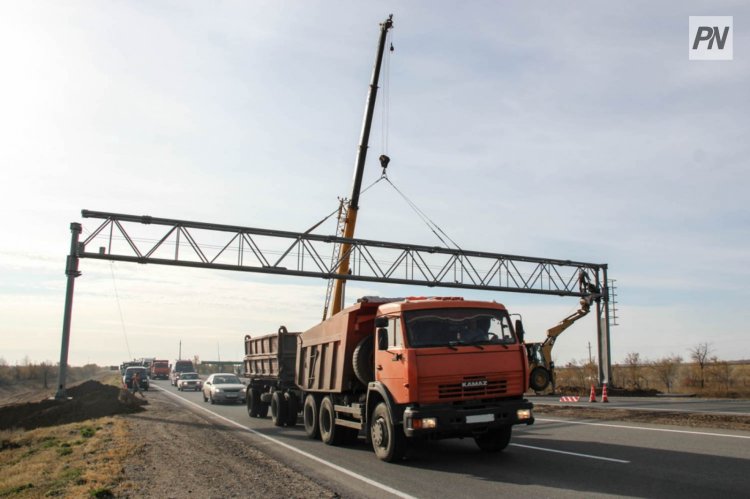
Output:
0,373,139,498
0,417,137,498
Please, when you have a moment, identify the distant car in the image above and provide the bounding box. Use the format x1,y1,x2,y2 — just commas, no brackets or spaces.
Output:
202,373,246,404
123,366,150,391
170,359,196,386
177,372,203,391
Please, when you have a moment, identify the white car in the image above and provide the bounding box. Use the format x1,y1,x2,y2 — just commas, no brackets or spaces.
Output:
202,373,246,404
177,372,203,391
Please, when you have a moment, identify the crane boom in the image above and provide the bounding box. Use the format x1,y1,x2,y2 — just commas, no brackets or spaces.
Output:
329,15,394,318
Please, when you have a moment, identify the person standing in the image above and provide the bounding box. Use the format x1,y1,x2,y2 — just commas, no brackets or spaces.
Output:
132,371,146,398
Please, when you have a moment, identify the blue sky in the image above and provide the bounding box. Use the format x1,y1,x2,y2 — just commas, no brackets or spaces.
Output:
1,1,748,368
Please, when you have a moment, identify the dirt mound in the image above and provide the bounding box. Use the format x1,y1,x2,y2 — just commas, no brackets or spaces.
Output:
0,380,147,431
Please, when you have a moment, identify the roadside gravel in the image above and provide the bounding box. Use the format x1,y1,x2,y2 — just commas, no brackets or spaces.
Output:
112,389,339,498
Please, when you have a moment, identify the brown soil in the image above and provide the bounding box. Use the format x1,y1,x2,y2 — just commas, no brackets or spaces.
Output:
112,389,338,498
0,380,146,431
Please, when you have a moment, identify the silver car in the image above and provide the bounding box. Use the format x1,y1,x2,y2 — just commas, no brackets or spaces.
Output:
177,372,203,391
202,373,246,405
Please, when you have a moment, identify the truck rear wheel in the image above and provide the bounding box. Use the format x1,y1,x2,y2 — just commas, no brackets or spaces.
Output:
247,388,262,418
370,402,406,462
319,396,345,446
530,367,551,392
303,394,320,439
271,391,288,427
285,393,299,427
474,426,512,452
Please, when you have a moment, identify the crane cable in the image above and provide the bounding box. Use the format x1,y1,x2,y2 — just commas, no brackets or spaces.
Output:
380,30,394,156
109,261,133,360
382,175,463,252
81,224,133,360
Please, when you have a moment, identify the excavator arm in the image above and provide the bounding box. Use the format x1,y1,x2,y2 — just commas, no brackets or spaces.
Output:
527,271,601,392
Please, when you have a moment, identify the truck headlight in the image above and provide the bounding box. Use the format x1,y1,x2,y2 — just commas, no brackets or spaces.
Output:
410,417,437,430
516,409,532,420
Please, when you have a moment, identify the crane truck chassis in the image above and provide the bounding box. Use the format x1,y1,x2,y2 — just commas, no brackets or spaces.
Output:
243,296,534,462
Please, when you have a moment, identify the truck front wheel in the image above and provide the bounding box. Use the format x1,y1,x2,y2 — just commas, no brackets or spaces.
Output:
370,402,406,462
474,426,512,452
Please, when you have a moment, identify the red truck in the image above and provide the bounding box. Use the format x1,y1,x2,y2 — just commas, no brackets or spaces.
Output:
150,360,170,380
244,296,533,462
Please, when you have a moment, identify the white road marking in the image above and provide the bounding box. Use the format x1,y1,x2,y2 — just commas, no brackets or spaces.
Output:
153,385,417,499
510,443,630,464
537,418,750,439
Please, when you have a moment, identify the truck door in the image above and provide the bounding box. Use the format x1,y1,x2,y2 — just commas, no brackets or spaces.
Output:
375,316,409,403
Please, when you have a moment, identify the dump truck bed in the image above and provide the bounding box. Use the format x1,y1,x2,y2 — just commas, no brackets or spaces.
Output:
244,327,300,386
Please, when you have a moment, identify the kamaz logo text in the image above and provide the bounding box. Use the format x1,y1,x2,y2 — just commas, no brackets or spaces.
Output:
689,17,733,60
462,380,488,388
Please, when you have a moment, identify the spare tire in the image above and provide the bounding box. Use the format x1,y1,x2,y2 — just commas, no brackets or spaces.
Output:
352,335,375,386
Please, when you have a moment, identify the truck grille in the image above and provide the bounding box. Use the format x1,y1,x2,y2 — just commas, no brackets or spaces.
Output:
438,378,507,399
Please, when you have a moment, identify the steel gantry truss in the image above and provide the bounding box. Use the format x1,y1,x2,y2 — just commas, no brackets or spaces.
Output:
79,210,606,297
55,209,613,397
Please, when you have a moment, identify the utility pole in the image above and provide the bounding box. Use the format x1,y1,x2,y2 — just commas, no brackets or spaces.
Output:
179,340,182,360
55,223,82,400
587,342,593,364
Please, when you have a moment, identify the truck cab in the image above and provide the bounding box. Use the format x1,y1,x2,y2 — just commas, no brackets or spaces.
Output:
369,298,532,455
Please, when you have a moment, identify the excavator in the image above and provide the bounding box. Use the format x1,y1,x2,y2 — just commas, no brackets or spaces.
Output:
526,272,601,392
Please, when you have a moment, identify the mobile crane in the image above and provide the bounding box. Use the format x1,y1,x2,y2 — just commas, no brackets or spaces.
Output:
526,272,601,392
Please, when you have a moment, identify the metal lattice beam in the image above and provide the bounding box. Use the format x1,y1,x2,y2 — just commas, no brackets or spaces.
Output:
79,210,607,298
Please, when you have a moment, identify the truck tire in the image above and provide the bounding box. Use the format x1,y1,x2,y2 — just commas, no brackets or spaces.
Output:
247,388,262,418
530,367,551,392
474,426,512,452
271,391,288,427
352,336,374,386
319,396,346,446
303,394,320,439
285,393,299,427
370,402,406,462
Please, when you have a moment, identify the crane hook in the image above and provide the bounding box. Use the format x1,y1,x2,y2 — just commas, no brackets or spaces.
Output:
379,154,391,176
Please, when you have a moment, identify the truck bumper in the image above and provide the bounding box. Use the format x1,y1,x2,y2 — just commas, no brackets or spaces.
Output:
402,399,534,438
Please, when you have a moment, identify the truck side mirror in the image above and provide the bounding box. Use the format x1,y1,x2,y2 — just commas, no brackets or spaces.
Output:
377,328,388,350
515,319,525,343
374,317,388,328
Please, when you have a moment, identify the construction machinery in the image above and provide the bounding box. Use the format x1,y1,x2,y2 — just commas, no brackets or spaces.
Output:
526,272,601,392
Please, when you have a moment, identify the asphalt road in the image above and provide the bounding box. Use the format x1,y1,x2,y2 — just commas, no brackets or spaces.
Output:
153,380,750,498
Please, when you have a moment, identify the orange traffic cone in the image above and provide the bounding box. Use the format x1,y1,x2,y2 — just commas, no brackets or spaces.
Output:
589,384,597,403
602,383,609,403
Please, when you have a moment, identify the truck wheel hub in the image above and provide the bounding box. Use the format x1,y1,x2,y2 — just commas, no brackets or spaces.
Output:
372,419,387,447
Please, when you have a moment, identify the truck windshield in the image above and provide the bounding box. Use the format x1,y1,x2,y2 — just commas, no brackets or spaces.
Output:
403,308,516,348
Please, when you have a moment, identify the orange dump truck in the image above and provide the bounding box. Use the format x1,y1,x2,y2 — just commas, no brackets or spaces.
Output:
243,296,533,462
150,359,170,380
